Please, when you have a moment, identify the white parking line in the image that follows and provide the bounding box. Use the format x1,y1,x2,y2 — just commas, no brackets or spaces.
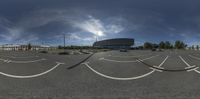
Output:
189,55,200,60
0,55,39,58
6,58,46,63
0,62,65,78
108,53,151,58
76,51,83,54
158,56,169,67
179,56,200,73
11,56,39,58
139,55,159,61
83,56,168,80
0,58,8,62
99,55,159,63
149,56,169,72
83,62,155,80
187,67,199,72
179,56,195,67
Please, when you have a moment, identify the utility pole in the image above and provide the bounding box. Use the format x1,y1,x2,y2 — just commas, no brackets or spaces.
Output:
64,34,66,48
63,34,66,52
96,35,98,42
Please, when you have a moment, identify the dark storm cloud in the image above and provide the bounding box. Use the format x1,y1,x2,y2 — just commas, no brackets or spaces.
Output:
0,0,200,45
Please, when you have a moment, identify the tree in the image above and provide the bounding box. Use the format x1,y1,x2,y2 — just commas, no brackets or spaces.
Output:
138,46,144,50
169,44,174,49
192,45,195,50
175,40,187,49
144,42,153,49
58,45,62,49
152,43,159,49
159,41,165,49
28,43,32,50
175,41,180,49
165,41,172,49
197,45,199,50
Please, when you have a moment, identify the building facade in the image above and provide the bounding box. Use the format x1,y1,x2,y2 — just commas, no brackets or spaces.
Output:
0,44,55,51
93,38,134,49
186,45,200,50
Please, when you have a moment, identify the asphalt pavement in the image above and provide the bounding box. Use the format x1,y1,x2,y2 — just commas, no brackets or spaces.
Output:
0,50,200,99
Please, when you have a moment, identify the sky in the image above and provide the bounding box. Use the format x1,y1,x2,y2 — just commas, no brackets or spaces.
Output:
0,0,200,46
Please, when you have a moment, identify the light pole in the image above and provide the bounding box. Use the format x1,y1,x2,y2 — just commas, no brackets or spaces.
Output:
63,34,66,52
63,33,71,52
93,35,98,49
96,35,98,42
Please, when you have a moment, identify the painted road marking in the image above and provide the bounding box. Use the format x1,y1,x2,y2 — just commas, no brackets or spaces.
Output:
83,56,167,80
11,56,39,58
108,53,151,58
0,58,8,62
6,58,46,63
179,56,200,73
0,55,39,58
187,67,199,72
179,56,196,67
149,56,169,72
189,55,200,60
83,62,155,80
99,55,159,63
139,55,159,61
149,67,163,72
0,62,65,79
185,65,196,69
75,51,83,54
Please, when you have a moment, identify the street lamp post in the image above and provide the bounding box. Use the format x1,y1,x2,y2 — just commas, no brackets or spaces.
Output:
63,34,66,52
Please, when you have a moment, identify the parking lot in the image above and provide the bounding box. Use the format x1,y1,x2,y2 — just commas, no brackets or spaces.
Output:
1,50,200,98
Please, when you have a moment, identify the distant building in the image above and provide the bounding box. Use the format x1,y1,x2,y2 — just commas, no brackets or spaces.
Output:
0,44,20,51
93,38,134,49
0,44,55,51
187,45,200,50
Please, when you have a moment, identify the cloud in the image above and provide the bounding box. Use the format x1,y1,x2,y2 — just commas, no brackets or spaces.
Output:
65,33,96,45
0,9,125,44
72,16,105,36
1,0,200,45
0,17,40,43
72,15,124,37
0,17,24,42
69,33,96,41
106,24,124,34
0,9,73,43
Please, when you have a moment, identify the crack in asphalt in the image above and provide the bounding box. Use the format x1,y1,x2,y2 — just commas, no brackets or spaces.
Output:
67,53,96,69
67,52,198,72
